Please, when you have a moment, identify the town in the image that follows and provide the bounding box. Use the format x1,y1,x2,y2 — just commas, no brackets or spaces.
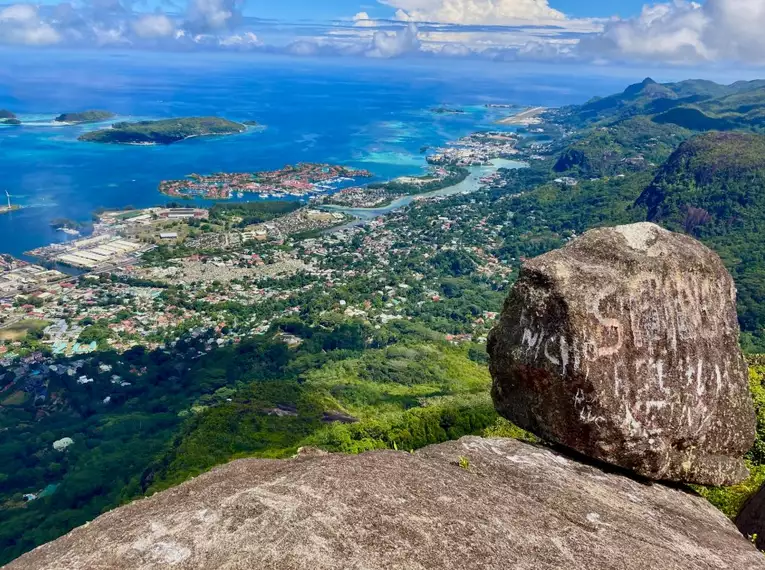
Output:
427,131,522,166
158,163,373,199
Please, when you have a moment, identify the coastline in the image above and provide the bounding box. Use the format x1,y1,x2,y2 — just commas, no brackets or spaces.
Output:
321,158,527,223
497,106,546,126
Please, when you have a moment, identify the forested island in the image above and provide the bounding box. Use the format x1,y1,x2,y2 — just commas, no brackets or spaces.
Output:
79,117,247,145
0,110,19,125
55,111,115,124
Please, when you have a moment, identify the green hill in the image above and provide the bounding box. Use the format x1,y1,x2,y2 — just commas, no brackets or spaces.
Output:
0,109,16,119
79,117,246,145
558,78,765,132
553,117,690,177
55,110,115,124
636,132,765,345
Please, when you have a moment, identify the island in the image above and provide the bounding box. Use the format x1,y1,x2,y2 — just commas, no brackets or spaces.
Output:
78,117,247,145
1,118,21,126
0,205,20,215
159,163,373,199
431,107,465,114
0,109,16,119
55,110,116,124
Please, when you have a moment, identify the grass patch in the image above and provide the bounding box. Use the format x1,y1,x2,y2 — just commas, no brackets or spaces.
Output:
0,319,50,341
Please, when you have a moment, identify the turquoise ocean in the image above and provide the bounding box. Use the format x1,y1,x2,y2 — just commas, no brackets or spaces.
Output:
0,51,633,258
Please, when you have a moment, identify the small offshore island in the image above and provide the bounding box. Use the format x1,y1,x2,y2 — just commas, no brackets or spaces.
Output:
79,117,249,145
55,110,115,124
0,110,20,125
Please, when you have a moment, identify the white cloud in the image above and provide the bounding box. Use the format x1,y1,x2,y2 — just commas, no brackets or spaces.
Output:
580,0,765,64
218,31,261,47
353,12,378,27
366,22,421,57
185,0,241,33
383,0,566,25
132,14,176,39
0,4,60,45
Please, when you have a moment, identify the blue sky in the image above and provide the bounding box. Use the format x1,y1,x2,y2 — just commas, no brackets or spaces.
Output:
242,0,651,22
1,0,764,70
26,0,652,21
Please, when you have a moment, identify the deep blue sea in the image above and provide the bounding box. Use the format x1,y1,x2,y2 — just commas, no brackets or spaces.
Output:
0,51,641,258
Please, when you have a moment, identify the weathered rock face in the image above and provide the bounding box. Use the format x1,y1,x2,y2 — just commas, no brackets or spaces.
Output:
8,437,764,570
488,222,755,485
737,484,765,550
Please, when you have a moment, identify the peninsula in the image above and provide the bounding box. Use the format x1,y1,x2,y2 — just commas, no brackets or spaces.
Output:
78,117,247,145
55,111,115,124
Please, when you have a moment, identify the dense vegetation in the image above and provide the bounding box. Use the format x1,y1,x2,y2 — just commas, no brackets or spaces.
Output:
78,117,246,145
553,117,690,177
555,77,765,133
0,319,504,564
635,132,765,350
209,200,302,227
54,111,115,124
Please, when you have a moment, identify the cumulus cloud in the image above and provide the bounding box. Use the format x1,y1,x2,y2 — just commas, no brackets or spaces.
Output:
0,4,60,45
366,22,420,57
218,31,261,47
383,0,566,25
132,14,176,39
185,0,242,32
580,0,765,64
352,12,378,27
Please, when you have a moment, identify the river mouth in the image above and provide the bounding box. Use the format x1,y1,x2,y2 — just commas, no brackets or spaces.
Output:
321,158,527,222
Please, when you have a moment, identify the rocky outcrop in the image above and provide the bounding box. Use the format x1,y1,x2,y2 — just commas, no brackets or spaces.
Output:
737,486,765,550
8,437,764,570
488,222,755,485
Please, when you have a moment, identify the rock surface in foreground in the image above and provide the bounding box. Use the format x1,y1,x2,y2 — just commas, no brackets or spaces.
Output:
8,437,764,570
488,222,755,485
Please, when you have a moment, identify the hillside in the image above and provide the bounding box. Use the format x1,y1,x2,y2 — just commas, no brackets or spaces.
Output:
553,117,690,176
78,117,246,145
0,325,502,564
557,78,765,132
635,132,765,341
54,111,115,124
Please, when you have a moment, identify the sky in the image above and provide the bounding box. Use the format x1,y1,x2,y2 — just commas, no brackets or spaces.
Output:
1,0,765,70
